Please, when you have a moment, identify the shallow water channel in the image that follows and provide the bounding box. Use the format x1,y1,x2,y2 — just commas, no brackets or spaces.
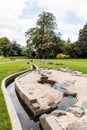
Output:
7,82,42,130
7,80,77,130
53,84,77,110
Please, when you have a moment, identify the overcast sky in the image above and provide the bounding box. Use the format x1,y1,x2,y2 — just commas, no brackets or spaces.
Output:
0,0,87,46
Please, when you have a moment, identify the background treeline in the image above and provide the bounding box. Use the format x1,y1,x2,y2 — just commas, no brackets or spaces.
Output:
0,38,25,57
25,12,87,59
0,12,87,58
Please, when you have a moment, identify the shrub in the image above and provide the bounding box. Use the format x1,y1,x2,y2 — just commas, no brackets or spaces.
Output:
56,53,69,59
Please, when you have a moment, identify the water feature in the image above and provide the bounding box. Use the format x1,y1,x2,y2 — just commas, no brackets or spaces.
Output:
53,83,68,93
38,77,77,111
6,77,77,130
53,83,77,110
7,82,42,130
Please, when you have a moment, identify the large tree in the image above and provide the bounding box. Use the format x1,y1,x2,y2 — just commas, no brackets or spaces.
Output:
0,37,10,56
76,23,87,58
25,12,62,58
6,41,22,56
36,12,57,35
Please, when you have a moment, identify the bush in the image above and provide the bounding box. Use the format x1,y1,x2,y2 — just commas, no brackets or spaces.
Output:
56,53,69,59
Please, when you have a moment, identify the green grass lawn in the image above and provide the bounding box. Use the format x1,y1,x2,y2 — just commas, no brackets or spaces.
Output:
34,59,87,73
0,57,87,130
0,56,27,62
0,58,29,130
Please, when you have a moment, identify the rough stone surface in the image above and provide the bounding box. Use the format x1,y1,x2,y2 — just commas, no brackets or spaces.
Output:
40,114,62,130
51,110,66,117
15,68,87,129
71,71,82,76
81,74,87,77
57,80,76,88
15,70,63,116
66,120,87,130
39,69,87,130
82,101,87,109
31,103,40,110
66,106,85,117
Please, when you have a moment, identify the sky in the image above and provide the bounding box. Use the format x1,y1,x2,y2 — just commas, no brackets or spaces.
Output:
0,0,87,46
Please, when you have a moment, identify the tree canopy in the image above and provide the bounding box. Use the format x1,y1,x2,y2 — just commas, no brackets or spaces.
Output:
0,37,23,57
0,37,10,56
25,11,62,59
76,23,87,58
6,41,22,56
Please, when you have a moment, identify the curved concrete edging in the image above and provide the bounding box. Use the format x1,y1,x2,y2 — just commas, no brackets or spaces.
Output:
1,69,31,130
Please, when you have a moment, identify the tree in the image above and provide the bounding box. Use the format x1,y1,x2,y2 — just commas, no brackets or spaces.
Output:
67,37,71,43
76,23,87,58
0,37,10,56
36,12,57,35
6,41,22,56
25,12,62,59
65,42,77,58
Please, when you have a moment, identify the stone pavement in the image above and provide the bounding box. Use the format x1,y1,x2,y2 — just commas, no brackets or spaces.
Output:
15,68,87,130
15,70,63,116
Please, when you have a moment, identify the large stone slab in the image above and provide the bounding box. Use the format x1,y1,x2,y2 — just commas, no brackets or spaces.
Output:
40,114,62,130
15,70,63,116
67,120,87,130
66,106,85,117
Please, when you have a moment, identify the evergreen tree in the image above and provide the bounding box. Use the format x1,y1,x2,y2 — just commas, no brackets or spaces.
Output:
67,37,71,43
76,23,87,57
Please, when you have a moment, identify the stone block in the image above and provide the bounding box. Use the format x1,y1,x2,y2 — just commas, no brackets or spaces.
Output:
31,103,40,110
66,106,85,117
40,114,62,130
51,110,66,117
66,120,87,130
